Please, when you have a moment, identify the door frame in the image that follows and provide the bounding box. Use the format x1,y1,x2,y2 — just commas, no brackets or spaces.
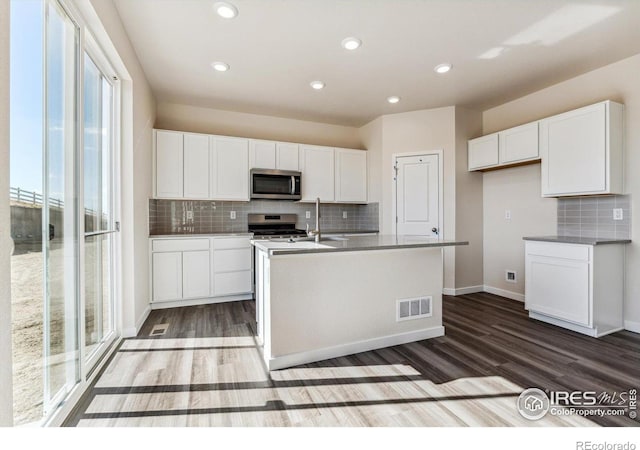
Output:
391,150,444,237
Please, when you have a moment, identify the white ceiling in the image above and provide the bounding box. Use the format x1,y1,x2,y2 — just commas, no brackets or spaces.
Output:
114,0,640,127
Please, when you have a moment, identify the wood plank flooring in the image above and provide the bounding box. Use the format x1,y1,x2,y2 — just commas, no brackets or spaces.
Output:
66,293,640,427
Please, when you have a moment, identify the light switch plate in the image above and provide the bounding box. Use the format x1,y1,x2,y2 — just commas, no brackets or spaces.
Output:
613,208,623,220
505,210,512,220
230,211,236,220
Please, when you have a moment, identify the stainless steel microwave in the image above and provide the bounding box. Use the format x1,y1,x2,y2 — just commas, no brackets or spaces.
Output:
250,169,301,200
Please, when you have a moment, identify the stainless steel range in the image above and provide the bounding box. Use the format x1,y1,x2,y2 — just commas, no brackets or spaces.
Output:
248,214,307,239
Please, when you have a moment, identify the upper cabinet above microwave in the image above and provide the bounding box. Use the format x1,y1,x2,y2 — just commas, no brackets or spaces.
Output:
249,140,299,171
540,100,624,197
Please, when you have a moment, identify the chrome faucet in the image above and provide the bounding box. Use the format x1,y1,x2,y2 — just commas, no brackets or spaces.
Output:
307,197,322,243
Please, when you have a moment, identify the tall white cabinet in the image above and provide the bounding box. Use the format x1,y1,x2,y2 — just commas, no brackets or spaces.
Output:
335,148,367,203
155,130,184,198
300,145,335,202
183,133,210,199
210,136,249,200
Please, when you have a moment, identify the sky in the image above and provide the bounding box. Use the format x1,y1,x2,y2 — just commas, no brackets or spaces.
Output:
10,0,43,195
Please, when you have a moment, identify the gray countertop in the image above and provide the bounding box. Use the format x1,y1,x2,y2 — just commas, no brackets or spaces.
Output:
252,234,468,256
150,232,253,238
523,236,632,245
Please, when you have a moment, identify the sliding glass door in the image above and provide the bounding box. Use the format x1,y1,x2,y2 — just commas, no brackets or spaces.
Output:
82,53,117,367
10,0,121,424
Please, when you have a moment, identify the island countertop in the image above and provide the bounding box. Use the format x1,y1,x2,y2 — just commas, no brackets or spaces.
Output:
252,234,468,256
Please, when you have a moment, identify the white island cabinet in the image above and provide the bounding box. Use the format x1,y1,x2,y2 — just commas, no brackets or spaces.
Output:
524,239,627,337
253,236,467,370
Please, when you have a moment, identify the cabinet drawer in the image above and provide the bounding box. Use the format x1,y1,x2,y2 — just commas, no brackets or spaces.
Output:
213,236,251,250
152,239,210,252
214,248,251,272
214,271,252,296
525,242,590,261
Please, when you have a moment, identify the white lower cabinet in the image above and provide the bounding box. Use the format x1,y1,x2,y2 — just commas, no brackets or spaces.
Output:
524,241,624,337
150,236,253,307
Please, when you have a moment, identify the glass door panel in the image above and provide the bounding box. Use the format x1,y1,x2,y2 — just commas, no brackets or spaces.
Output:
43,0,79,414
83,54,116,364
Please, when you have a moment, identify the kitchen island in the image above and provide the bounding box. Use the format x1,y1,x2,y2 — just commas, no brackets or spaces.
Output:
252,235,468,370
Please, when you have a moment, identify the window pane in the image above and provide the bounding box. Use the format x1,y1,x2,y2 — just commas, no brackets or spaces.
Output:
10,0,45,425
44,0,79,414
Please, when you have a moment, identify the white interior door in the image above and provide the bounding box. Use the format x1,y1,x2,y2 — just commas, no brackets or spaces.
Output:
395,154,440,236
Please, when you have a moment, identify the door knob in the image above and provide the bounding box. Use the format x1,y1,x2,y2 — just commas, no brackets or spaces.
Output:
432,227,439,235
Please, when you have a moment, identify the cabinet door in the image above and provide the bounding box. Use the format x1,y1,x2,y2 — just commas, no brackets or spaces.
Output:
214,271,252,296
155,130,184,198
210,136,249,200
249,140,276,169
152,252,182,302
183,133,210,199
182,250,211,299
468,133,499,171
335,149,367,203
499,122,539,164
540,103,606,196
300,145,335,202
525,253,590,326
276,142,299,171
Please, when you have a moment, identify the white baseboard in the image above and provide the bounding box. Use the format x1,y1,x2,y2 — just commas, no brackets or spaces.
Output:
624,320,640,334
266,326,445,371
122,305,151,338
150,293,253,310
443,285,484,296
483,285,525,302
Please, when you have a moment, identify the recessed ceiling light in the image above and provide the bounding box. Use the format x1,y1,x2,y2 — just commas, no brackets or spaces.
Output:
434,63,452,74
310,80,325,90
387,96,400,104
341,37,362,50
211,61,230,72
213,2,238,19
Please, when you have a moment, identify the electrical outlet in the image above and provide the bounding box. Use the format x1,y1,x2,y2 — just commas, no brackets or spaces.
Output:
343,211,348,219
230,211,236,220
505,210,512,220
186,211,194,220
305,211,311,219
613,208,624,220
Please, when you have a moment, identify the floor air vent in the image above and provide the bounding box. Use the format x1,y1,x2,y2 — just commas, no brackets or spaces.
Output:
397,296,432,322
149,323,169,337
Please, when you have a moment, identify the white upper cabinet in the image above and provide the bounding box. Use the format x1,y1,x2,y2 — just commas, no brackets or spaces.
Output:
249,140,276,169
276,142,299,171
540,101,623,197
183,133,210,199
468,133,499,170
210,136,250,200
300,145,335,202
155,130,184,198
250,140,300,171
499,122,539,165
335,148,367,203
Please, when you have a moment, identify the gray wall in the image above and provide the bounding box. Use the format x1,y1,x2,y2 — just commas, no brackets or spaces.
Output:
149,199,379,235
0,0,13,426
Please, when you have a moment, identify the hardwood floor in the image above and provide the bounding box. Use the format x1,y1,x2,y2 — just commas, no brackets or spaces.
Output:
66,293,640,427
